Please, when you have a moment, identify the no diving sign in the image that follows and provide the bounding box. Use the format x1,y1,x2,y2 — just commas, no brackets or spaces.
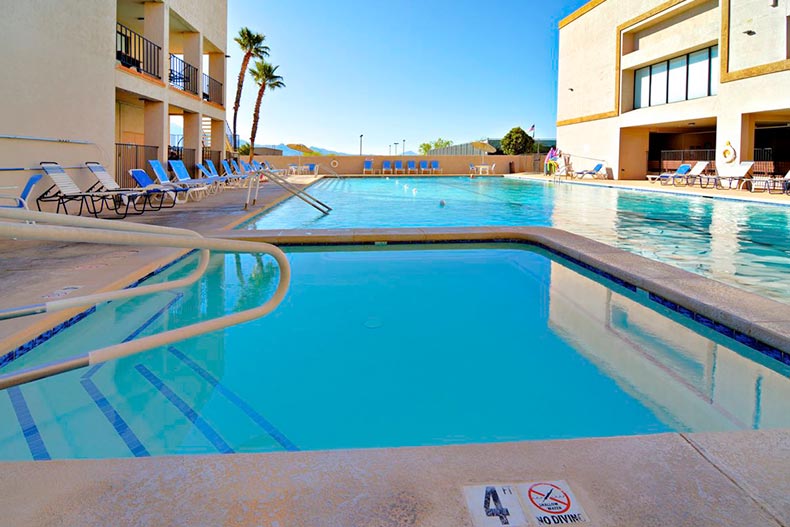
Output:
519,481,587,524
464,481,588,526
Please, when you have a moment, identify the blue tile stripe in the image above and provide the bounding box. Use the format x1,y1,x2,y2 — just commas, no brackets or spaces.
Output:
134,364,234,454
7,387,50,461
168,346,299,452
79,378,150,457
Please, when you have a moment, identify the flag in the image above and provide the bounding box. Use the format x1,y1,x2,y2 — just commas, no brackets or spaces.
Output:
528,124,535,134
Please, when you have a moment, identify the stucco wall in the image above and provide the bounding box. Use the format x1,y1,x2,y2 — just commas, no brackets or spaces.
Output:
0,0,117,194
728,0,789,71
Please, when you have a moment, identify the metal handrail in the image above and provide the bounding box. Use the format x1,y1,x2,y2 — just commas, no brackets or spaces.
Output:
243,166,331,215
317,163,344,180
0,209,290,390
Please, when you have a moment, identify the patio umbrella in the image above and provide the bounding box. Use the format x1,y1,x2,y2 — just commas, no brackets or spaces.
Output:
286,143,315,172
471,141,496,165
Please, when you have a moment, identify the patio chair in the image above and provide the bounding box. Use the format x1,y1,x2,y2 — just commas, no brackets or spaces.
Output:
575,163,604,179
37,162,136,217
0,174,42,210
362,159,373,174
556,155,574,178
713,161,754,190
169,159,227,192
149,159,209,201
263,160,287,176
469,163,476,175
657,163,691,185
681,162,709,187
382,160,393,174
418,160,430,174
394,160,405,174
128,169,186,206
489,163,496,174
241,160,267,181
771,169,790,194
406,160,418,174
430,160,442,174
86,162,170,213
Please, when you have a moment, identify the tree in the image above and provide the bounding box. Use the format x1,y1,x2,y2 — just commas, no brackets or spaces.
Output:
501,127,533,155
418,138,454,155
238,143,251,156
248,61,285,162
233,28,269,152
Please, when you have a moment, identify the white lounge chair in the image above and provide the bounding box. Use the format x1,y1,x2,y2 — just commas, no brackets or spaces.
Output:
713,161,754,190
683,162,709,187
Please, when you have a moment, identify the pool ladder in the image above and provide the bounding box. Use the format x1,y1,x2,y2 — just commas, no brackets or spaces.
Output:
244,166,331,214
0,208,291,390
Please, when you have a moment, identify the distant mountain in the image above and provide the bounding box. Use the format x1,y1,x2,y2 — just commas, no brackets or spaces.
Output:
262,143,351,156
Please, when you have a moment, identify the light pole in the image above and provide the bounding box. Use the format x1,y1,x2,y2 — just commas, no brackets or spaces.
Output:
402,139,405,155
359,134,363,156
389,144,391,155
394,143,399,155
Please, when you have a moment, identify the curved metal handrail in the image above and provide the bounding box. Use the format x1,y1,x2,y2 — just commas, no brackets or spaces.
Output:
0,209,291,390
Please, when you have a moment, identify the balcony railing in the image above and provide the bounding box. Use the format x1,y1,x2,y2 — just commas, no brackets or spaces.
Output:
225,121,239,151
116,143,159,188
168,146,196,177
203,73,223,105
202,148,222,170
116,23,161,79
169,54,199,95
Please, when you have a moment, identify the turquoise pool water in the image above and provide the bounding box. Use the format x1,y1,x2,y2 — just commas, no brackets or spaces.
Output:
2,244,788,460
246,177,790,302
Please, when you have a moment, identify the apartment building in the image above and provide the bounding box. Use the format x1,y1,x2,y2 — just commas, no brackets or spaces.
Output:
1,0,228,191
556,0,790,179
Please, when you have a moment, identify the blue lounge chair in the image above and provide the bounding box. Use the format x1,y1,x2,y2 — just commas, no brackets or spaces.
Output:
149,159,209,201
0,174,42,210
469,163,476,175
406,160,418,174
575,163,605,179
394,160,405,174
129,169,187,206
263,160,287,175
363,159,373,174
169,159,228,191
658,164,691,186
430,160,442,174
418,160,430,174
382,160,393,174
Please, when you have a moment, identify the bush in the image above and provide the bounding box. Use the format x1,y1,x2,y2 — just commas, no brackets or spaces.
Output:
501,127,534,155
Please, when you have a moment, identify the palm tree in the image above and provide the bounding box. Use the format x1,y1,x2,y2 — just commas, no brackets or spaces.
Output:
233,28,269,151
248,61,285,162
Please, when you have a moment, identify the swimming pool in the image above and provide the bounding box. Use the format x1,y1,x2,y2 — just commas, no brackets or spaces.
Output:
2,244,788,460
245,177,790,302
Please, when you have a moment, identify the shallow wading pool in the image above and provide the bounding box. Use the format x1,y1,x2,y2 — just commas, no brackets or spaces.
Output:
1,244,788,460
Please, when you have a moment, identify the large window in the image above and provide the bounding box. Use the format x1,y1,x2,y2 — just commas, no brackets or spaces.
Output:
633,45,718,109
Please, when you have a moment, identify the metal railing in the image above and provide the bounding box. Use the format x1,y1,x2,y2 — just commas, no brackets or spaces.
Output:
168,146,196,177
169,54,198,95
0,208,290,390
116,23,161,79
659,149,716,173
225,121,239,151
244,163,331,214
202,148,222,169
203,73,223,104
116,143,158,188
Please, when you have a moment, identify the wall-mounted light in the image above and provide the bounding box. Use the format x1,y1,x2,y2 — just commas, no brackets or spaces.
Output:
137,17,144,21
568,88,574,92
743,30,756,35
770,0,778,7
688,122,696,126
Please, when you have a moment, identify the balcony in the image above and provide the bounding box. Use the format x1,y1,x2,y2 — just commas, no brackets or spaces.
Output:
116,23,161,79
169,54,199,95
203,73,222,105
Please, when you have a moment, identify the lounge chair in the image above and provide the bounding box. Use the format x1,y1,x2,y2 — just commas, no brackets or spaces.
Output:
713,161,754,190
169,159,228,192
575,163,604,179
418,160,430,174
86,162,169,213
469,163,476,175
681,162,709,187
263,160,287,176
770,169,790,194
382,160,393,174
394,160,405,174
430,160,442,174
362,159,373,174
37,162,140,217
406,160,418,174
489,163,496,174
657,164,691,185
149,159,208,201
0,174,42,210
128,169,187,206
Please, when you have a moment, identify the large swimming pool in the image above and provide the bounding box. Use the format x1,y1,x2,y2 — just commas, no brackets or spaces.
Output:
1,244,788,460
246,177,790,302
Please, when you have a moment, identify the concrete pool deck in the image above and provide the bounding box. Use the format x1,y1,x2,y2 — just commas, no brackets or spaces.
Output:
0,173,788,526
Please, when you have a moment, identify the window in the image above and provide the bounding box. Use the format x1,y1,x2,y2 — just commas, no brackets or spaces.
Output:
650,62,668,106
667,56,687,103
634,67,650,109
632,45,718,109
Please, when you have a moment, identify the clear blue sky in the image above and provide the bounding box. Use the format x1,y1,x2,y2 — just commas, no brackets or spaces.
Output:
227,0,589,154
